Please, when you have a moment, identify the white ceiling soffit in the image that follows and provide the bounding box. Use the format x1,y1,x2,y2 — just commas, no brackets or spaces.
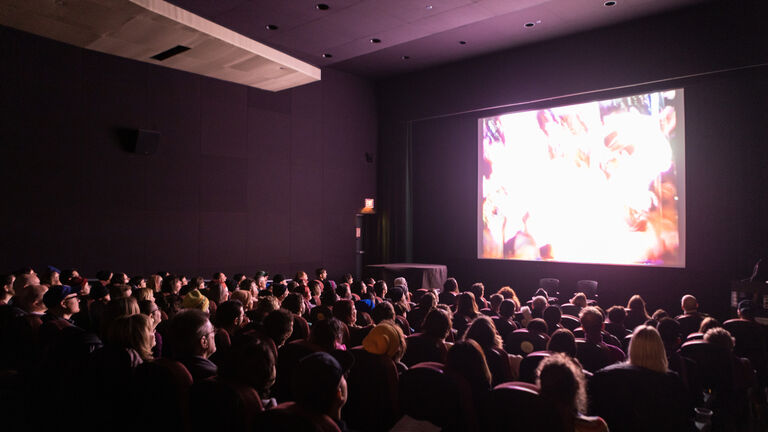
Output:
0,0,321,92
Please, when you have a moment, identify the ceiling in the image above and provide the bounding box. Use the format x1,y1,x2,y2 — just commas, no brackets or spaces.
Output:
168,0,708,79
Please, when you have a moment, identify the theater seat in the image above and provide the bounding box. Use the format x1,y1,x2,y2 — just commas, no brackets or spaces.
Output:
133,358,193,432
401,333,448,367
484,346,514,386
398,362,466,429
560,314,581,331
680,339,751,430
518,351,551,384
274,339,319,402
504,329,548,356
481,381,562,431
561,303,581,317
685,332,704,341
575,339,616,373
723,318,768,383
676,314,705,338
679,340,733,395
188,378,264,432
343,348,400,432
588,363,692,432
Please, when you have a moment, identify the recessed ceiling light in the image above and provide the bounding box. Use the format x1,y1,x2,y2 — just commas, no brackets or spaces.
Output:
265,24,278,30
316,3,330,10
370,38,381,43
322,53,332,58
459,40,467,45
401,55,410,60
604,1,616,6
524,22,535,28
426,5,433,9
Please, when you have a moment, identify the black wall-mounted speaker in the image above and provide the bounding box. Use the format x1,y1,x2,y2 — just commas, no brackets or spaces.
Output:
132,129,160,155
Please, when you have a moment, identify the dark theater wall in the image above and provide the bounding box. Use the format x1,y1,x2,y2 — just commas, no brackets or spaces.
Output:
377,1,768,316
0,26,377,279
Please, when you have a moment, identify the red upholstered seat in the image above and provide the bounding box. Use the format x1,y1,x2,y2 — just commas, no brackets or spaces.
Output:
398,362,466,428
188,378,264,432
481,381,562,431
133,359,193,432
518,350,552,384
343,347,400,431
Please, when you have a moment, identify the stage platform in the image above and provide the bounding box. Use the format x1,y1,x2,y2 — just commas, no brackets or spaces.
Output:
364,263,447,291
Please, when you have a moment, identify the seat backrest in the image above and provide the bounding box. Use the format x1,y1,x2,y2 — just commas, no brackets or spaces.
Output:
680,340,734,394
343,348,400,432
676,314,704,338
399,362,464,428
560,303,581,317
504,329,547,356
188,378,263,432
723,319,768,357
686,332,704,341
576,280,598,298
575,339,614,373
588,364,692,432
481,381,562,431
484,346,514,386
133,358,193,432
518,351,552,383
539,278,560,292
274,339,318,402
401,333,447,367
560,314,580,331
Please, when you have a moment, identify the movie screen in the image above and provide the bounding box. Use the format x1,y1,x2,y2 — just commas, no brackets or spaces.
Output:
478,89,685,267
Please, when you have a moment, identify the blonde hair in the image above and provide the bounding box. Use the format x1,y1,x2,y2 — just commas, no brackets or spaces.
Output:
628,325,668,373
230,289,253,310
108,314,155,361
135,287,155,302
100,297,140,338
570,292,587,308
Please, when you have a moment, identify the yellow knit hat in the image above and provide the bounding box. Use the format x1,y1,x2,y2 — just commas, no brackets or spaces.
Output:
362,321,403,358
182,289,210,312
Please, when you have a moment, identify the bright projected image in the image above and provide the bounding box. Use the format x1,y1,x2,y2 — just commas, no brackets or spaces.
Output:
479,89,685,267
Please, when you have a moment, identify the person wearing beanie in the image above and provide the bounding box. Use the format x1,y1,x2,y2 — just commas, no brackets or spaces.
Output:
41,285,81,325
362,321,406,362
182,289,210,313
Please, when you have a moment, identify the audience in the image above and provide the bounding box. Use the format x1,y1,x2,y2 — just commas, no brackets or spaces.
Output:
2,265,765,431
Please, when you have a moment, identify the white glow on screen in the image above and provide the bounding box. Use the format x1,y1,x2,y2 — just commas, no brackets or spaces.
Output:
478,89,685,267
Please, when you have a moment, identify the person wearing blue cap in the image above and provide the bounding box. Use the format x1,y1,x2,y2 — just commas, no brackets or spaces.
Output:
41,266,61,286
41,285,81,325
